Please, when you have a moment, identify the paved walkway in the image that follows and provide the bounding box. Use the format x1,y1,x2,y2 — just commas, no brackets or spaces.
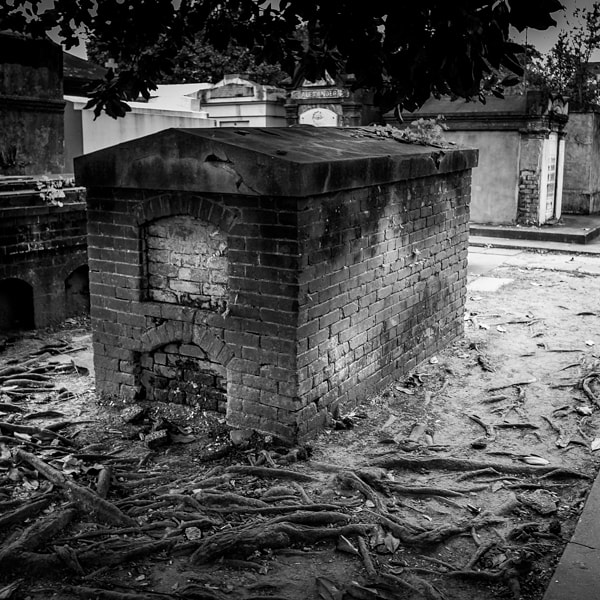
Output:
467,237,600,600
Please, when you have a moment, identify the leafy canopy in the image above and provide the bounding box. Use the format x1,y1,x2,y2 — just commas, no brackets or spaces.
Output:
527,2,600,108
1,0,564,118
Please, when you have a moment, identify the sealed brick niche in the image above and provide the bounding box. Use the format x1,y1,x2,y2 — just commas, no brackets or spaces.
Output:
75,127,477,443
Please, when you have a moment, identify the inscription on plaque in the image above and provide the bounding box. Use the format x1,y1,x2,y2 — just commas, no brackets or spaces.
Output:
290,88,350,100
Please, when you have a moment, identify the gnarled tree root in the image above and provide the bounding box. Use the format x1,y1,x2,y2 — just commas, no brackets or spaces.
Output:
0,507,78,569
16,450,136,526
189,522,373,564
371,454,590,479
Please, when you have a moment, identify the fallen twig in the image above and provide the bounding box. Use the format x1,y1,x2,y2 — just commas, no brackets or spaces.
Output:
486,379,536,393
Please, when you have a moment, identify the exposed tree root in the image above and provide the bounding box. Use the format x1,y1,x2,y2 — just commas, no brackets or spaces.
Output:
0,497,52,529
205,502,343,515
336,470,387,512
364,508,505,546
378,572,447,600
60,520,179,542
582,372,600,407
224,465,316,482
65,586,175,599
0,507,78,568
370,454,590,478
194,490,269,508
0,421,73,446
189,522,373,564
465,541,497,569
15,450,136,526
358,535,377,577
96,466,113,499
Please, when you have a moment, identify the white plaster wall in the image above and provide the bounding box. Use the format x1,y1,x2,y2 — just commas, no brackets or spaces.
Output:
202,100,287,127
64,97,217,169
443,130,521,224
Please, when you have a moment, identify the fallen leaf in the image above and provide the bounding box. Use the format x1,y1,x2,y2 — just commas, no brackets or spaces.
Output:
337,535,359,555
184,527,203,541
491,481,504,493
22,478,40,491
316,577,343,600
497,326,507,333
383,532,400,553
591,438,600,452
8,468,21,482
429,357,439,364
394,386,415,395
0,581,21,599
585,340,595,346
170,434,196,444
521,455,549,466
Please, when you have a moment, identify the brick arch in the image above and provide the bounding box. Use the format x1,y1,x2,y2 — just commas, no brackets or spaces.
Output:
138,322,234,367
0,270,36,288
135,192,239,233
59,255,89,283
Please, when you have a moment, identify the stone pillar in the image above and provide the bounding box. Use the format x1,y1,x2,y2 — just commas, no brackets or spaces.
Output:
0,33,65,175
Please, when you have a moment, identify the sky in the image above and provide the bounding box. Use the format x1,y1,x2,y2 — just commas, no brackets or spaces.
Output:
514,0,600,58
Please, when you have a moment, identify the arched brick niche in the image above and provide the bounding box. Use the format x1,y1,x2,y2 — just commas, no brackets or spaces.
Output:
143,216,229,311
139,342,227,411
138,323,234,412
0,278,35,330
65,264,90,316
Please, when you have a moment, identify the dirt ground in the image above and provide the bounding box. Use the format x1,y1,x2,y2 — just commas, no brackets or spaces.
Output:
1,253,600,600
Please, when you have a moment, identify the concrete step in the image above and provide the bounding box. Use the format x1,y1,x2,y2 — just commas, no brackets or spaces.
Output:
470,215,600,245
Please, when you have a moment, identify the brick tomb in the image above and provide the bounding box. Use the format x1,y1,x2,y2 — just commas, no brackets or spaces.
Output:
75,127,477,443
0,176,88,330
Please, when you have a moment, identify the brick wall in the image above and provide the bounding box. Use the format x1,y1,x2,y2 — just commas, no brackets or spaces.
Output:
85,176,469,441
517,169,540,225
294,173,470,438
0,178,88,329
77,127,476,443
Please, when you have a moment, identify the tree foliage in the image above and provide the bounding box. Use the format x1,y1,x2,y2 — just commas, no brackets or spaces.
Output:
0,0,564,118
87,28,287,86
526,3,600,108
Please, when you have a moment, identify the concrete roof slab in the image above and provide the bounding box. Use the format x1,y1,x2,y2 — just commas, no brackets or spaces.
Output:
74,127,478,197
